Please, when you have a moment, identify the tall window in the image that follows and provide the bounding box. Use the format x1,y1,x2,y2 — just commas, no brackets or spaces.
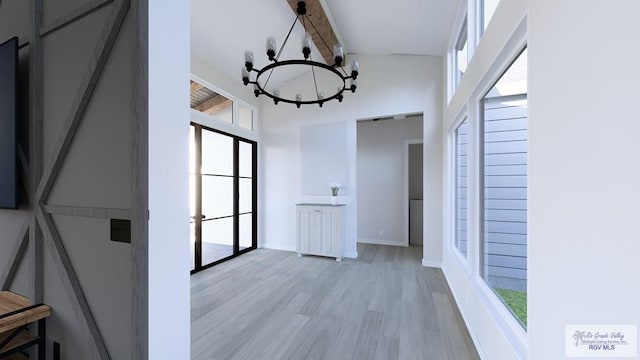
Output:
481,48,527,327
452,17,468,93
455,119,469,258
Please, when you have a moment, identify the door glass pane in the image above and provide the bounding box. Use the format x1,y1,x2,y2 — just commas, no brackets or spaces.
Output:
482,48,528,328
202,218,234,265
239,141,253,178
239,104,253,130
201,130,233,176
239,213,252,250
239,178,252,214
202,176,233,219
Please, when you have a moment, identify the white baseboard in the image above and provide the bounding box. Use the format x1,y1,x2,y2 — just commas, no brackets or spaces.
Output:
422,258,442,268
441,265,488,360
261,242,296,253
344,251,358,259
358,238,407,247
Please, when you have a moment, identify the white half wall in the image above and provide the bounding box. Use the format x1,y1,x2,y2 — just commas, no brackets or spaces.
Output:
261,54,442,262
528,1,640,358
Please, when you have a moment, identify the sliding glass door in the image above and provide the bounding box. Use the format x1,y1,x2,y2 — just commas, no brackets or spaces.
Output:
190,123,257,273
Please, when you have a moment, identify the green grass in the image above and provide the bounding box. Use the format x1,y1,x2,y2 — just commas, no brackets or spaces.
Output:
495,288,527,327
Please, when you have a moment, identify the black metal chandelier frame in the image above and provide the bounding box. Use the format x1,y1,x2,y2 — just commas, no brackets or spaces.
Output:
242,1,359,108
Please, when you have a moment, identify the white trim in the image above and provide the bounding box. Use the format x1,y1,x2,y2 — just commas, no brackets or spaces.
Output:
404,138,423,247
344,251,358,259
261,242,296,252
473,274,527,357
421,259,442,268
190,109,258,142
358,238,407,247
189,74,258,139
442,266,489,360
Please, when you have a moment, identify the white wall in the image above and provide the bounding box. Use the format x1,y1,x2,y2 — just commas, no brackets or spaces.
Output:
441,0,528,359
357,116,423,246
148,0,190,358
261,54,442,263
528,1,640,358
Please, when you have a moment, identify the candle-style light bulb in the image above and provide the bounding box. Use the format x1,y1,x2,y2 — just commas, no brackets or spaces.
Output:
302,33,312,59
244,51,254,71
253,84,260,97
266,37,277,61
242,67,249,85
296,94,302,108
350,60,359,79
273,89,280,104
350,79,358,92
333,44,344,66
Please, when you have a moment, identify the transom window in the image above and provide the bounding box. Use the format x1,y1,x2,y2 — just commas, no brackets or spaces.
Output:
454,17,469,89
481,0,501,34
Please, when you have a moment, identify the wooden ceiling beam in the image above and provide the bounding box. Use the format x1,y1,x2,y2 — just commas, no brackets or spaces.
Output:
190,80,204,94
286,0,342,65
194,94,233,115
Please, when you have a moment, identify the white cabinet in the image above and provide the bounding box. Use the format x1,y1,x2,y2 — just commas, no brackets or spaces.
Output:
296,204,345,261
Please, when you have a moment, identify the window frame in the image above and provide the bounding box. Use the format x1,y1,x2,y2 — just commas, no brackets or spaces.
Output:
474,44,528,334
454,117,469,260
190,123,258,274
190,75,258,136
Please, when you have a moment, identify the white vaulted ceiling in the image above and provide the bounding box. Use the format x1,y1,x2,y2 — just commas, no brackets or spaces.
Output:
190,0,461,86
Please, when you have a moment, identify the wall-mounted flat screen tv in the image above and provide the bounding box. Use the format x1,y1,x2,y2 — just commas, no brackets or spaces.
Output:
0,37,19,209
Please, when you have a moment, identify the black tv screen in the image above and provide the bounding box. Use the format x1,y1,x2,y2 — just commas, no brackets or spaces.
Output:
0,37,18,209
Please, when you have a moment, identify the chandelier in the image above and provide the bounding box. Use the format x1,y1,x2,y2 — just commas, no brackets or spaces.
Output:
242,1,359,108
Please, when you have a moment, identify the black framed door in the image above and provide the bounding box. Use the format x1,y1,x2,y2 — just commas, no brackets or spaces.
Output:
190,123,257,274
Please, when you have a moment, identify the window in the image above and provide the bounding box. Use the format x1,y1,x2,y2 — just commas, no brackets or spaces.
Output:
239,103,254,131
454,18,469,90
480,0,501,34
190,80,233,123
455,119,469,258
480,48,527,327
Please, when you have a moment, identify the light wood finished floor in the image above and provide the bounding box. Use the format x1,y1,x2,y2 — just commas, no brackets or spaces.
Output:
191,244,479,360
